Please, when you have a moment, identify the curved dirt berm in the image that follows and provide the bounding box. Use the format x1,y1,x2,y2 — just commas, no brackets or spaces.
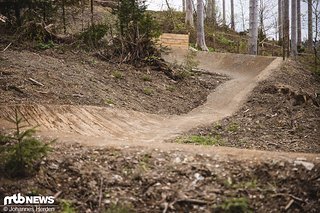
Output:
1,50,317,161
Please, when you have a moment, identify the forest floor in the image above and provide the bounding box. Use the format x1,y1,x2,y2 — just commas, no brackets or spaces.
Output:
0,47,319,212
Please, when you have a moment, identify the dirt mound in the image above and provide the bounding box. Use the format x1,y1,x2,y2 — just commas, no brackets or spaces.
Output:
0,49,226,115
184,60,320,153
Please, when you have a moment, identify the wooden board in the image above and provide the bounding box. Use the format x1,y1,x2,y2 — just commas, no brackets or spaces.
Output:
159,33,189,49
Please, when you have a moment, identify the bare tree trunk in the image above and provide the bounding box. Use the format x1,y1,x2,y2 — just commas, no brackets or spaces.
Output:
182,0,186,12
313,0,319,67
62,0,66,33
240,0,246,31
283,0,290,58
91,0,94,26
222,0,226,25
278,0,282,43
259,0,265,41
297,0,301,48
165,0,176,29
185,0,194,27
207,0,216,25
248,0,259,55
230,0,235,30
197,0,209,51
291,0,298,56
308,0,313,51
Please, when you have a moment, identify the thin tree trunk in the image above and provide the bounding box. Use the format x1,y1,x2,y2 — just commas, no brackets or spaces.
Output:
182,0,186,12
291,0,297,56
248,0,258,55
207,0,216,25
297,0,301,48
308,0,313,51
283,0,290,58
91,0,94,26
62,0,66,34
222,0,226,25
278,0,282,43
165,0,176,29
197,0,209,51
185,0,194,27
240,0,246,31
231,0,235,30
259,0,265,41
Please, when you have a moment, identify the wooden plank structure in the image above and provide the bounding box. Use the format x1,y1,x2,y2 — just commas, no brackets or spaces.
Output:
159,33,189,49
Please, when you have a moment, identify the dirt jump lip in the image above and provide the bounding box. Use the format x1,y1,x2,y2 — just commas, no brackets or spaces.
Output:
2,50,317,162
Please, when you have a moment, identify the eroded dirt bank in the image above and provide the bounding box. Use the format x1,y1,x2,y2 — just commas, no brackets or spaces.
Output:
0,50,227,115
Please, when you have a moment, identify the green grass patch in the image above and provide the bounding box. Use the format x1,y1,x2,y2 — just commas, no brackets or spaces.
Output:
177,135,224,146
142,75,152,82
143,87,153,95
227,122,239,132
214,197,251,213
112,71,124,79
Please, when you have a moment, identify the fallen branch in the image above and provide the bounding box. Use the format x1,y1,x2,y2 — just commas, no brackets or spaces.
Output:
2,42,12,52
29,78,45,87
176,198,208,205
285,199,294,210
272,193,305,203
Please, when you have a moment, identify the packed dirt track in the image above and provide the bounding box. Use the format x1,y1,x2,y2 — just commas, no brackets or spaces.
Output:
1,49,319,162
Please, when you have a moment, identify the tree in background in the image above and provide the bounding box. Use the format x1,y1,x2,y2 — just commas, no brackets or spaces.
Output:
248,0,258,55
196,0,208,51
297,0,302,48
222,0,226,25
291,0,298,56
308,0,313,51
239,0,247,31
230,0,235,30
207,0,216,26
278,0,282,43
283,0,290,58
182,0,186,12
185,0,194,27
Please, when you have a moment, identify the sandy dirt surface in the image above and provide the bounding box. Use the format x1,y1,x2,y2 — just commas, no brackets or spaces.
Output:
182,60,320,153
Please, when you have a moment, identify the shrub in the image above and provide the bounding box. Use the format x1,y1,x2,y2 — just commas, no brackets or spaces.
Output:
143,87,153,95
80,24,109,48
183,50,199,72
0,109,53,177
98,0,161,63
213,197,251,213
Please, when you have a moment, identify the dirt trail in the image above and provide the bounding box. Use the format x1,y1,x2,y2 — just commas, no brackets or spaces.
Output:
1,50,318,162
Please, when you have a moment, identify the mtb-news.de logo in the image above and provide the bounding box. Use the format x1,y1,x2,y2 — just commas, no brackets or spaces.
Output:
2,193,56,212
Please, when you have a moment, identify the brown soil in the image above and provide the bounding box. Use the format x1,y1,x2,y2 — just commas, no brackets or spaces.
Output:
182,60,320,153
1,142,319,212
0,49,227,115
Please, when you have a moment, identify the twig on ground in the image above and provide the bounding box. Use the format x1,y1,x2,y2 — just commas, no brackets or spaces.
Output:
285,199,294,210
29,78,45,87
2,42,12,52
54,191,62,199
98,177,104,211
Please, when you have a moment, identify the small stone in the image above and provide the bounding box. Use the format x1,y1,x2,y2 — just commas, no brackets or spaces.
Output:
294,160,314,171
